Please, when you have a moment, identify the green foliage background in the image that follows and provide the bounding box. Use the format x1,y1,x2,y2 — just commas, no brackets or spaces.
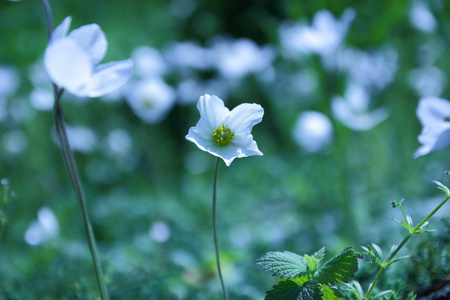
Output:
0,0,449,299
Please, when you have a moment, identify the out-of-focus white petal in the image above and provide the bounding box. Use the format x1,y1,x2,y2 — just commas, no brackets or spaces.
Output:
417,97,450,126
132,46,168,77
415,97,450,157
225,103,264,136
196,94,229,131
68,24,107,65
44,38,92,92
331,95,389,131
74,60,133,97
50,16,72,43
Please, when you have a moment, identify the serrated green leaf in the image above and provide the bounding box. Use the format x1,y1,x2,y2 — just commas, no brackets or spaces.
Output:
256,251,308,278
305,255,321,273
433,180,450,196
266,279,323,300
314,247,359,285
313,248,326,262
321,285,342,300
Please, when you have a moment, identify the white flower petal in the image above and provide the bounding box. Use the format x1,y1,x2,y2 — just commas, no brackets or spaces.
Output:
196,94,229,131
74,59,133,97
68,23,107,65
430,128,450,152
50,16,72,43
417,97,450,126
186,128,217,153
225,103,264,136
44,38,92,92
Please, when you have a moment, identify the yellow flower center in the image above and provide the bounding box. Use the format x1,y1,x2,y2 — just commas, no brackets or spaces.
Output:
212,125,234,146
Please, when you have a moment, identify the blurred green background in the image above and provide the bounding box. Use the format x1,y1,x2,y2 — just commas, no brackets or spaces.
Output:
0,0,449,299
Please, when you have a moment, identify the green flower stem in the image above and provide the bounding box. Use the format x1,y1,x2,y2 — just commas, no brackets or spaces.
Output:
365,194,450,299
212,157,229,300
42,1,109,299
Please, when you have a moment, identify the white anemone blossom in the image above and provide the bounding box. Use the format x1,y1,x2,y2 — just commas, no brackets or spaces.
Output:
415,97,450,157
186,94,263,166
44,16,133,97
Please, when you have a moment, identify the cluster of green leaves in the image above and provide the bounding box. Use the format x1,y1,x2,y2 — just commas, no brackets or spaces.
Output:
256,247,360,300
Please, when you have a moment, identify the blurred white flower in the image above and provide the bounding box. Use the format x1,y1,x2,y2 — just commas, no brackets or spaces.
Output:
279,8,355,57
149,221,171,243
44,16,133,97
125,77,176,123
415,97,450,157
408,66,447,97
177,77,229,105
409,0,437,33
105,129,132,155
164,41,211,70
0,66,20,99
210,38,275,80
24,207,59,246
331,48,398,90
65,125,97,153
132,46,168,78
30,88,54,111
292,111,333,153
2,130,28,154
186,94,263,166
332,83,389,131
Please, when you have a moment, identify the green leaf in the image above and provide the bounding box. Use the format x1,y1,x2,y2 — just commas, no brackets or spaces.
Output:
313,248,326,262
393,219,413,233
390,255,411,264
433,180,450,196
343,281,364,300
256,251,308,278
314,247,359,285
321,285,342,300
266,279,323,300
305,255,321,273
372,290,393,299
371,244,384,261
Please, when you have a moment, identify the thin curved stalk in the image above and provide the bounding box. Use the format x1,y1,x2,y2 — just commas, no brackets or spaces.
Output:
42,1,109,299
212,157,229,300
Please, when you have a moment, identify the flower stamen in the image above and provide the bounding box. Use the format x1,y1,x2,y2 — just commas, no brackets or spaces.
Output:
212,125,234,146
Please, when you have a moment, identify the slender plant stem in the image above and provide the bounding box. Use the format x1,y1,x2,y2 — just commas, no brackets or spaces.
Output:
366,195,450,298
42,1,109,299
212,157,228,300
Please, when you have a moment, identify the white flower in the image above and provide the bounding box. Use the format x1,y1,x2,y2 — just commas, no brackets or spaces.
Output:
24,207,59,246
415,97,450,157
210,38,275,80
44,16,133,97
279,8,355,57
124,77,176,124
331,83,389,131
409,0,437,33
292,111,333,153
186,94,263,166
